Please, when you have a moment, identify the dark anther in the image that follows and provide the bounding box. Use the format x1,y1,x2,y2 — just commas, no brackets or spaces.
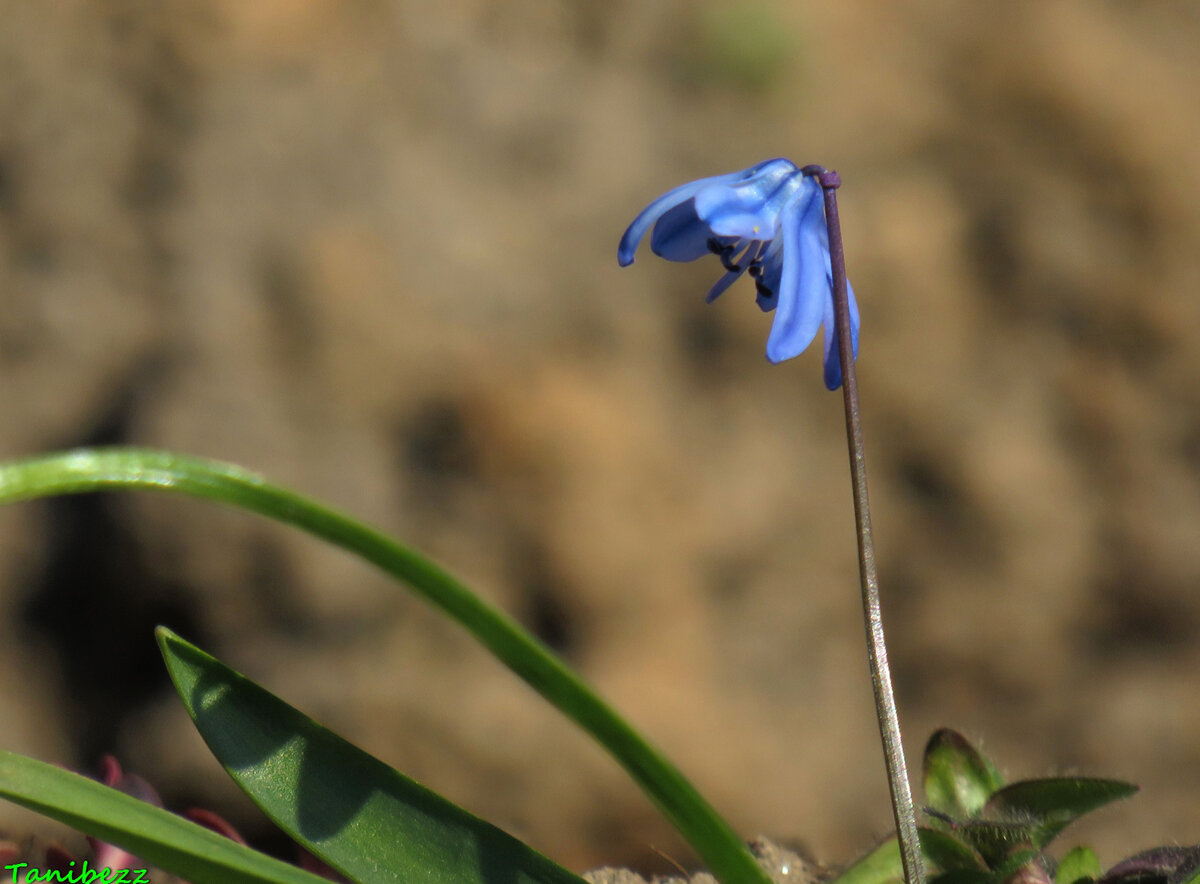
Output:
719,253,741,273
706,237,723,254
754,279,773,297
749,265,762,278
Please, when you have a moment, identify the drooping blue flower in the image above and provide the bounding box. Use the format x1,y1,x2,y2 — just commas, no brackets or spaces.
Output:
618,158,859,390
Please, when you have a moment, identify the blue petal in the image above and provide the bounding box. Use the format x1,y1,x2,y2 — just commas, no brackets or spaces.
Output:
764,178,828,363
650,200,716,262
705,264,747,303
822,278,860,390
618,170,750,266
694,158,802,240
705,241,761,302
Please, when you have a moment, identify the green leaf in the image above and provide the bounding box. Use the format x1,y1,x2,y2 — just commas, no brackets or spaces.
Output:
0,447,773,884
1056,846,1100,884
992,849,1047,883
831,836,905,884
157,627,585,884
831,828,988,884
920,828,989,873
0,751,331,884
923,730,1005,820
949,819,1037,869
983,778,1137,849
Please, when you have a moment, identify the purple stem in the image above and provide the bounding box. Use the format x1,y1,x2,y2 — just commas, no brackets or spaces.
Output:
805,165,926,884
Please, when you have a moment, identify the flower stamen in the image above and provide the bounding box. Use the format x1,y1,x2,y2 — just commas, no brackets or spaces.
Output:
620,158,858,381
707,237,745,272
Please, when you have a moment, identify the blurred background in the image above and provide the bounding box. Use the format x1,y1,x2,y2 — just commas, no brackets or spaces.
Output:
2,0,1200,875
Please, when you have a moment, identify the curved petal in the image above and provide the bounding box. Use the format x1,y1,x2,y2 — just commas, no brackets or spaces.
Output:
618,170,749,266
649,200,717,262
694,158,802,240
822,278,860,390
764,178,828,363
705,264,747,302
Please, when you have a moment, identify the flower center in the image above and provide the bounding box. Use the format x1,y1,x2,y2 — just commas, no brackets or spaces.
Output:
707,237,772,297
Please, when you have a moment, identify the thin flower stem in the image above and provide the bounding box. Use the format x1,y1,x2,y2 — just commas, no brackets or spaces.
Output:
804,165,926,884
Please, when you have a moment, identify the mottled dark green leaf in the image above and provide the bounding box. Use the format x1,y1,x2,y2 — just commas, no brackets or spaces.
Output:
920,828,989,873
984,778,1137,848
951,819,1036,868
1101,846,1200,884
1175,848,1200,884
929,869,996,884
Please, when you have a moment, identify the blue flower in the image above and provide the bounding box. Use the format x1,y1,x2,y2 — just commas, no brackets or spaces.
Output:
618,158,859,390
